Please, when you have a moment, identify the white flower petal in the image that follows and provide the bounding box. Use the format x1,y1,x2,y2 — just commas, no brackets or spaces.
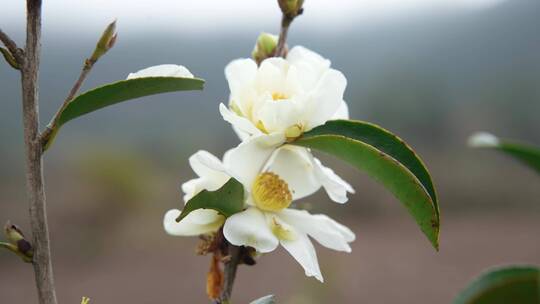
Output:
181,178,206,202
183,151,230,202
312,157,354,204
264,146,320,200
468,132,500,148
304,69,347,130
332,100,350,120
225,58,258,95
223,133,285,190
219,103,262,138
255,99,302,134
223,208,279,253
190,150,227,177
226,59,259,117
256,58,290,94
280,230,323,282
287,46,331,71
278,209,355,252
287,46,331,91
127,64,194,79
164,209,224,236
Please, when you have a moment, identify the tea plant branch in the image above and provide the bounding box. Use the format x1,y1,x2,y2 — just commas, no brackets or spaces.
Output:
40,20,117,149
217,244,242,304
275,0,304,57
0,28,24,65
18,1,59,304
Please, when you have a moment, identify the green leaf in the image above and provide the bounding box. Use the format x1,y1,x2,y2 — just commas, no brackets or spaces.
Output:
454,265,540,304
45,76,204,149
176,178,244,222
469,132,540,174
293,119,439,249
249,295,276,304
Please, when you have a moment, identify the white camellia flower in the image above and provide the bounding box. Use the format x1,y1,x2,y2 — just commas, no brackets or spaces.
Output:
164,144,356,282
164,151,228,236
127,64,194,79
219,46,354,204
220,46,349,141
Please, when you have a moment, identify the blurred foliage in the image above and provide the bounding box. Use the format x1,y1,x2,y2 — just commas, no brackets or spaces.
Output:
454,266,540,304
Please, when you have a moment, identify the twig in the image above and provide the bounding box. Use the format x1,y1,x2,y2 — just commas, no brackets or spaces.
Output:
39,59,96,148
0,28,24,63
216,243,242,304
40,20,117,149
20,1,58,303
274,1,303,57
275,15,294,57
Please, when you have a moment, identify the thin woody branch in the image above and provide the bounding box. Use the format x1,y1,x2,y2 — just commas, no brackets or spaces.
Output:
274,0,304,57
275,15,293,57
40,20,117,150
218,244,242,303
20,0,59,303
0,28,24,63
39,59,97,149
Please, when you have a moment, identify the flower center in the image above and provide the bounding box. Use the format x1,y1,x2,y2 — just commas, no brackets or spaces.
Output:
252,172,292,212
271,92,288,101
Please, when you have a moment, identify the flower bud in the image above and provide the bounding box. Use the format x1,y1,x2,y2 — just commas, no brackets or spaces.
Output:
278,0,304,18
3,221,33,262
285,124,303,142
89,20,117,63
4,221,24,243
252,33,278,64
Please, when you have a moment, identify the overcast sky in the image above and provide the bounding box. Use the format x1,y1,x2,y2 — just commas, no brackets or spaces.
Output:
2,0,506,34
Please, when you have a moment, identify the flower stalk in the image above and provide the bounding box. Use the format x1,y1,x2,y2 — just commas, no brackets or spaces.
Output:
217,243,242,304
40,20,117,150
275,0,304,57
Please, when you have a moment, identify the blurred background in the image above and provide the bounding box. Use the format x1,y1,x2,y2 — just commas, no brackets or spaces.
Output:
1,0,539,303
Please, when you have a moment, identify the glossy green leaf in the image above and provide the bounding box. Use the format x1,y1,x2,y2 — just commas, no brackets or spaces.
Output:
249,295,276,304
293,119,439,249
45,76,204,149
454,265,540,304
469,132,540,174
176,178,244,222
58,77,204,127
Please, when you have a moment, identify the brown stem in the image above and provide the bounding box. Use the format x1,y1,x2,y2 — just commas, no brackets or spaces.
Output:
0,28,24,63
220,244,241,302
21,1,58,303
213,243,242,304
40,59,95,148
275,15,293,58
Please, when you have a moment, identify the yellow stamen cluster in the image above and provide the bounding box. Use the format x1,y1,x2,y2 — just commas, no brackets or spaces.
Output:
271,92,288,101
252,172,292,212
